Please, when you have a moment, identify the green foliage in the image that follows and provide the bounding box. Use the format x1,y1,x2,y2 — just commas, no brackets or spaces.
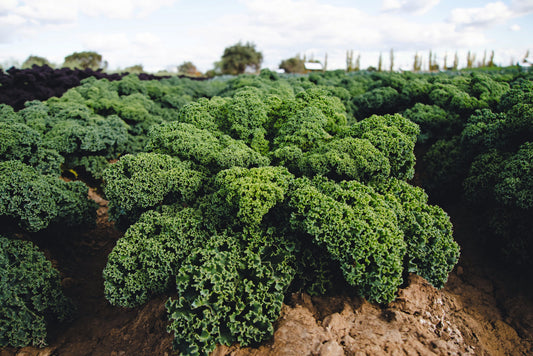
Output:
402,103,461,144
353,86,402,118
167,230,295,355
279,55,306,74
21,55,52,69
288,176,406,303
422,136,467,201
96,69,464,353
146,122,270,172
0,121,63,175
222,87,270,152
219,42,263,75
0,160,96,232
103,152,205,227
273,106,331,151
349,114,419,180
463,150,508,205
495,142,533,209
177,61,200,76
63,51,104,70
0,236,73,348
211,166,293,228
429,83,486,115
103,207,210,308
299,137,391,183
373,179,460,288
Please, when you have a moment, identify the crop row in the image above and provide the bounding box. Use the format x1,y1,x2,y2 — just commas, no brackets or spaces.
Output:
1,67,531,354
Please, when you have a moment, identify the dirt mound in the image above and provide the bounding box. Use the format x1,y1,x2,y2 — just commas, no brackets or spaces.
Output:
217,273,531,355
1,191,533,356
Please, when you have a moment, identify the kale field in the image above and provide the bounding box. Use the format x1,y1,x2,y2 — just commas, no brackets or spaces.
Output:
1,66,532,355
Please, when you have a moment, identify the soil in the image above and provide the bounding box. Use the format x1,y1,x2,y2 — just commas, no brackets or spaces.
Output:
1,190,532,356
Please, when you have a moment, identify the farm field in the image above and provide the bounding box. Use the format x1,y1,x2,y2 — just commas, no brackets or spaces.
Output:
1,66,532,355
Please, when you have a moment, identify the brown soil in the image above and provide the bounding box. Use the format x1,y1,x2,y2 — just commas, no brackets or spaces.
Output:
1,191,532,356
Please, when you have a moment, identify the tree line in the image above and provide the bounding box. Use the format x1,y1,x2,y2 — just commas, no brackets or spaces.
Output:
6,44,530,78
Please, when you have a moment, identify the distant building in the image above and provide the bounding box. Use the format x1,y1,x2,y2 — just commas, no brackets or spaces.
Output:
519,56,532,68
304,62,323,71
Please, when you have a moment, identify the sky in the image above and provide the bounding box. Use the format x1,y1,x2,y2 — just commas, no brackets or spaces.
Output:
1,0,532,73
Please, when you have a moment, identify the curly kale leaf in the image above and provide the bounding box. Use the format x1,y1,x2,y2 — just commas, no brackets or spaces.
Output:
299,137,391,183
373,178,460,288
210,166,293,229
349,114,419,180
103,152,205,227
166,230,295,355
288,176,406,303
0,236,74,348
0,160,96,232
103,207,210,308
146,122,270,172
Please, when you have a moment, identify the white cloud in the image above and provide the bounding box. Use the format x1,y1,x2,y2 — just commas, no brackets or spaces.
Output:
381,0,440,15
81,33,130,52
449,2,514,29
0,0,18,14
79,31,173,71
82,0,177,19
0,0,178,43
510,24,521,31
511,0,533,13
204,0,488,59
133,32,163,48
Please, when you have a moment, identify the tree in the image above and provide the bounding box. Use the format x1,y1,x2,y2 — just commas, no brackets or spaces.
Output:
378,52,383,72
21,55,52,69
279,55,306,74
124,64,144,74
429,50,439,72
389,49,394,72
346,50,354,72
453,52,459,70
466,51,475,69
177,61,201,76
413,52,422,72
220,42,263,75
63,51,104,70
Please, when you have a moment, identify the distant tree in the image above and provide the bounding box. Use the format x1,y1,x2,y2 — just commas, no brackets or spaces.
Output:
466,51,475,69
378,52,383,72
124,64,144,74
488,50,495,67
177,61,201,76
389,49,394,72
413,52,422,72
453,52,459,70
429,50,439,72
481,50,487,67
279,55,306,74
220,42,263,75
63,51,104,70
346,50,354,72
21,55,52,69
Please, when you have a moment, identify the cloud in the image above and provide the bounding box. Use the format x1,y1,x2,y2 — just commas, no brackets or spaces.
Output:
449,2,514,29
381,0,440,15
510,24,521,31
82,0,178,19
510,0,533,13
205,0,487,56
80,31,172,71
0,0,178,43
0,0,18,15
